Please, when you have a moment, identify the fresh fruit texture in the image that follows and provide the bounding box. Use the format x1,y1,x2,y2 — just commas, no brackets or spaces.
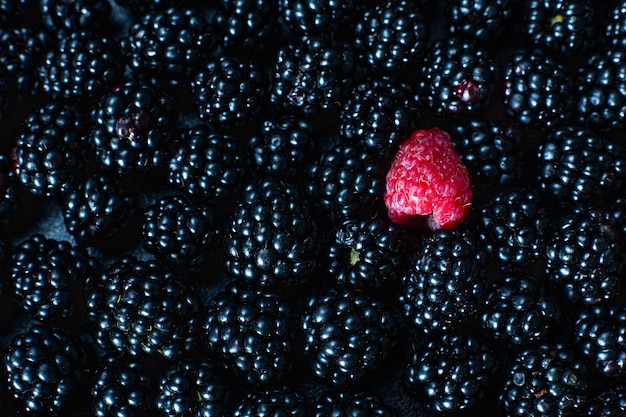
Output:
384,127,472,230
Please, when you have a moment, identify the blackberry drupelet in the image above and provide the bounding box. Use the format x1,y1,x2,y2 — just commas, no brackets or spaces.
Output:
523,0,597,56
404,332,498,414
270,34,356,115
305,143,387,223
576,48,626,130
11,234,101,322
278,0,358,38
233,386,308,417
85,256,201,360
536,126,626,208
224,178,320,288
122,7,217,88
62,173,136,247
157,358,233,417
338,78,419,154
191,55,268,128
142,194,218,271
39,0,111,32
574,303,626,378
213,0,281,56
91,355,157,417
89,82,178,174
327,216,412,290
546,207,625,306
473,186,551,267
12,101,93,198
448,118,524,187
447,0,514,42
0,27,52,96
400,227,488,334
502,47,574,127
203,282,296,386
248,114,318,178
500,344,589,417
301,286,398,386
420,37,498,115
481,272,562,346
168,124,246,206
38,30,125,103
354,0,429,75
3,324,87,415
313,390,397,417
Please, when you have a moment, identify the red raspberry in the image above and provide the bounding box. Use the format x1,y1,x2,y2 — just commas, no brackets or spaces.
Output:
384,128,472,230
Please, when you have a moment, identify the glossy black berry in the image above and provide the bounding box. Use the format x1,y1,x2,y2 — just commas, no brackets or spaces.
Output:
233,386,308,417
302,286,398,386
313,390,397,417
85,256,201,359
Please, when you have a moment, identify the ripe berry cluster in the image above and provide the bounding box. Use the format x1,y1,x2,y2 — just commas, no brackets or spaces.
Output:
1,1,626,417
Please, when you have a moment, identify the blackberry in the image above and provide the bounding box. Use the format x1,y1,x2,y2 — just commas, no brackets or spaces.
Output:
448,118,524,187
157,358,233,417
327,216,412,289
500,344,588,417
11,234,101,322
354,0,429,75
62,174,136,247
420,37,498,116
338,78,419,154
213,0,281,55
224,178,320,288
473,187,551,267
481,273,562,346
0,27,52,96
301,286,398,386
89,82,178,174
270,35,356,115
248,114,318,178
546,207,625,306
38,30,125,103
12,101,93,198
313,390,397,417
142,194,218,271
523,0,597,57
536,127,626,208
502,47,574,127
3,325,87,415
576,48,626,130
122,7,217,88
278,0,358,38
203,282,296,386
233,386,308,417
112,0,177,15
404,332,498,413
39,0,111,32
85,256,201,359
91,355,157,417
399,227,488,334
305,143,387,222
191,56,268,128
584,386,626,416
574,303,626,378
447,0,514,42
168,124,246,206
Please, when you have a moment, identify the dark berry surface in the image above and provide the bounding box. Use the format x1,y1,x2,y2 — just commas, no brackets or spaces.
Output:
3,2,626,417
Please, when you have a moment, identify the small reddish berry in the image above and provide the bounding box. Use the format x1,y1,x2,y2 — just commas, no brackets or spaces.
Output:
384,128,472,230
